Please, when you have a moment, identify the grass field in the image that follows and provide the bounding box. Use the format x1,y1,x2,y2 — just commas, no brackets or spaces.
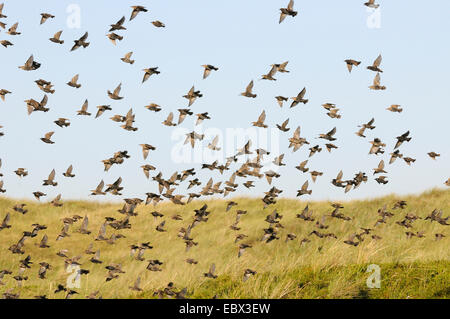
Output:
0,188,448,299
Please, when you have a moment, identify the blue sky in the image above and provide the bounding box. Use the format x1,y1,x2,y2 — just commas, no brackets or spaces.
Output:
0,0,449,202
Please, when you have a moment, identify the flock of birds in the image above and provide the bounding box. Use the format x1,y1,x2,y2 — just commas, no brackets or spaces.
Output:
0,1,449,299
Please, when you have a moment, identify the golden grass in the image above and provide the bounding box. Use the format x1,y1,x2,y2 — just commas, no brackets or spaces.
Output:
0,188,448,299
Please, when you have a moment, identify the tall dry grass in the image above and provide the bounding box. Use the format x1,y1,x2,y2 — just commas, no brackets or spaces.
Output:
0,188,448,298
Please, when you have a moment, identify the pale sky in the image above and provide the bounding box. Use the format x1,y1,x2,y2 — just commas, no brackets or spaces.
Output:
0,0,449,202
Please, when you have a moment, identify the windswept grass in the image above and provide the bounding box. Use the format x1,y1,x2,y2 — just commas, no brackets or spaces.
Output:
0,188,448,299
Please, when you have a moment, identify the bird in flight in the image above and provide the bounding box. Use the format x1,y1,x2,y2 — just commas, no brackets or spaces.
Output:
71,32,89,51
364,0,380,9
279,0,297,24
40,13,55,25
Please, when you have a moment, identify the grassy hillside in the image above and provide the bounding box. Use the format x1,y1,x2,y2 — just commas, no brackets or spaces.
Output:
0,189,448,299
